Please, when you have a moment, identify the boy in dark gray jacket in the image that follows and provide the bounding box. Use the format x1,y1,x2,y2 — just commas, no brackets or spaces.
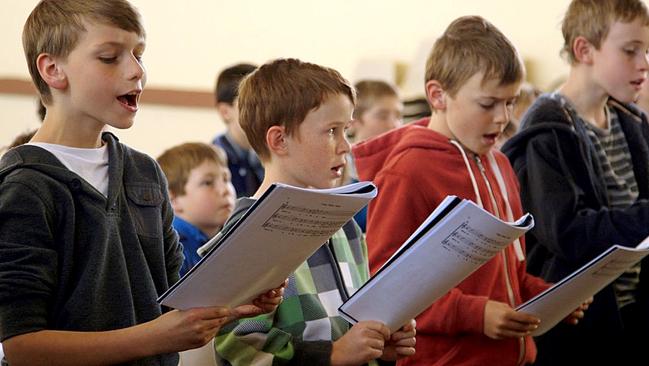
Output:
503,1,649,364
0,1,281,365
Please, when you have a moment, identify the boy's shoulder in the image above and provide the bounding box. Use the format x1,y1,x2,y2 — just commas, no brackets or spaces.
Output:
0,144,69,185
0,133,163,193
608,98,647,124
520,93,575,129
354,118,452,181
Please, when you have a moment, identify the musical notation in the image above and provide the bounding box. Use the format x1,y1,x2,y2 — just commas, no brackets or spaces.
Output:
262,203,355,237
441,221,509,265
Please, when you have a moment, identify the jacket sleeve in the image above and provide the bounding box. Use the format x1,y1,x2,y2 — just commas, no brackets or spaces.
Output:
517,131,649,267
0,179,58,341
214,300,332,366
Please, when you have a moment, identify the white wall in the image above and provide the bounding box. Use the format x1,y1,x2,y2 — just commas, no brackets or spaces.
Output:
1,0,586,156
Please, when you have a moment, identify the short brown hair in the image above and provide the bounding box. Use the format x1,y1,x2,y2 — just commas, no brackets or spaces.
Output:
425,16,524,97
238,58,356,161
352,80,399,120
561,0,649,64
157,143,228,196
215,63,257,105
23,0,144,105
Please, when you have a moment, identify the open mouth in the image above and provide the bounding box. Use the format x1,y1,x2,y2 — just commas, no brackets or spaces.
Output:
331,164,345,177
483,133,500,144
631,79,646,89
117,91,140,110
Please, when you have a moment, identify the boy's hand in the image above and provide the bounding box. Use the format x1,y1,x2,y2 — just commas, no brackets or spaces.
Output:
380,319,417,361
483,300,540,339
331,321,390,366
564,297,593,325
152,306,236,353
233,280,288,317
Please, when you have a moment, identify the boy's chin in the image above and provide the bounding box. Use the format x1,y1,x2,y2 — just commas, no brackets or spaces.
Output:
609,89,640,105
312,180,339,190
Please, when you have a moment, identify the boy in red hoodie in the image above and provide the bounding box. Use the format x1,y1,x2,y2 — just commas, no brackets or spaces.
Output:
353,16,583,365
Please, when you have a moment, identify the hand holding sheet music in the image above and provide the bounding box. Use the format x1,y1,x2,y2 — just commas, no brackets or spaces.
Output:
516,236,649,336
339,195,534,332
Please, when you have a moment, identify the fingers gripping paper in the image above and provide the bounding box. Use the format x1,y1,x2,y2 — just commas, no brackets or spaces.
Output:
339,196,534,332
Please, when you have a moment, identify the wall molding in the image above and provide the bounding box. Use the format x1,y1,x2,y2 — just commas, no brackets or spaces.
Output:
0,77,214,109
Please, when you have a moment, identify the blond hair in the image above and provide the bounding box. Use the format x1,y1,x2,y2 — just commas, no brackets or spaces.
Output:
561,0,649,64
23,0,144,104
238,58,356,161
157,143,228,196
425,16,524,97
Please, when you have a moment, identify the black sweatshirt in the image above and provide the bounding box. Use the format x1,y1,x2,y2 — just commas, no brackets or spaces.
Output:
0,133,183,366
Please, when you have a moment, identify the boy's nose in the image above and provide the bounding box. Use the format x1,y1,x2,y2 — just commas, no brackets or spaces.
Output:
640,52,649,71
127,56,146,81
223,182,236,198
339,135,352,154
494,104,510,125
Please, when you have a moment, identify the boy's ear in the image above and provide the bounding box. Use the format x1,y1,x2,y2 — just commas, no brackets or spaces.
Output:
169,191,183,213
216,103,235,124
572,36,595,65
348,118,362,137
425,80,447,111
266,125,289,156
36,53,68,91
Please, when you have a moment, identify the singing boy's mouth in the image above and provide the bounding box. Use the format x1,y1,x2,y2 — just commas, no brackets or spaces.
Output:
117,90,141,111
483,132,500,144
630,78,646,91
331,164,345,177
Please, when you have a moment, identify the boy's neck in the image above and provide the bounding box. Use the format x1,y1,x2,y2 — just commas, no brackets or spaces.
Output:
227,125,251,150
31,106,105,148
252,163,306,199
559,67,610,129
427,112,453,139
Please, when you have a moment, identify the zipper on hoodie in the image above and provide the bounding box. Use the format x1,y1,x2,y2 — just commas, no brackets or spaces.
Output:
473,154,526,365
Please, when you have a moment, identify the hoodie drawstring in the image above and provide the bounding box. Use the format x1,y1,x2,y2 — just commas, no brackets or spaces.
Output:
448,140,525,261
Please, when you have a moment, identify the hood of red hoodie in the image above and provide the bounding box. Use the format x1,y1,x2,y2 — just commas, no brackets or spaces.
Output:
352,117,463,181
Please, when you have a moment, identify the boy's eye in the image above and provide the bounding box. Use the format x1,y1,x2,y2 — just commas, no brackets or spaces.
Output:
479,103,494,110
200,179,215,187
99,56,117,64
624,48,638,56
328,128,336,135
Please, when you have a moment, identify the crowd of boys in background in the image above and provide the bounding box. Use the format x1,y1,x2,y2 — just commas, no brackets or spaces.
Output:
1,0,649,365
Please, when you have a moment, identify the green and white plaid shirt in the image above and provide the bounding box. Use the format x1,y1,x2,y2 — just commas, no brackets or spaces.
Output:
214,198,377,366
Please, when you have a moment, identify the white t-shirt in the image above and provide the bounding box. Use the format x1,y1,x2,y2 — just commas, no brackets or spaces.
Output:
27,142,109,197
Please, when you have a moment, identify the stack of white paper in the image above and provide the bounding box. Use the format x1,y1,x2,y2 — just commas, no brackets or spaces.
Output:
339,195,534,332
159,181,376,310
516,236,649,336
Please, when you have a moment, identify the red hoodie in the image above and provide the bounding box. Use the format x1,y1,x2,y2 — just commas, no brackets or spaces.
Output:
353,118,550,366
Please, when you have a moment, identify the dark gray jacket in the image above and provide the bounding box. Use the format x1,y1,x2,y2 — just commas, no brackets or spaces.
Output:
503,95,649,365
0,133,183,365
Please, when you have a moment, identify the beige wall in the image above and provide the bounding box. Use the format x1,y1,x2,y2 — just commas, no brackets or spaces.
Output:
1,0,581,157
